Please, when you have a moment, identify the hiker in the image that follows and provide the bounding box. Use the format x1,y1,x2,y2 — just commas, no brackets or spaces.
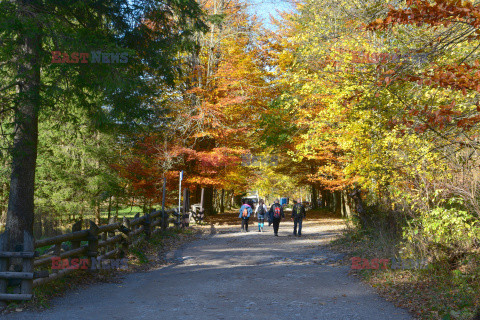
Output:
267,200,273,226
255,199,268,232
239,200,252,232
268,199,284,236
291,199,306,237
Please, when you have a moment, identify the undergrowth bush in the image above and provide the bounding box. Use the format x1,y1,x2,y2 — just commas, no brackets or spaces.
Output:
401,200,480,269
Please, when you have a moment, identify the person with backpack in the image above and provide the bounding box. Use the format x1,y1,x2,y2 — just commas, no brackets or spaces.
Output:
291,199,306,237
268,199,284,236
267,201,273,226
239,200,252,232
255,199,268,232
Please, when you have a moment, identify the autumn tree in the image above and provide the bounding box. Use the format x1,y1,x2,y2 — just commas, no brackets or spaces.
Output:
114,0,273,214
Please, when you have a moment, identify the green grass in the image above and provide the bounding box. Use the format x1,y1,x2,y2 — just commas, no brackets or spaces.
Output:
100,206,144,219
36,240,89,255
129,247,149,264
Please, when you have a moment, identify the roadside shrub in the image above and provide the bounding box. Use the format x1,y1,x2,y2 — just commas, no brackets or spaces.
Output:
401,203,480,269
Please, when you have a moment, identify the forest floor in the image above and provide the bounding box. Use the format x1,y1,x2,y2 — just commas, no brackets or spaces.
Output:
2,211,414,320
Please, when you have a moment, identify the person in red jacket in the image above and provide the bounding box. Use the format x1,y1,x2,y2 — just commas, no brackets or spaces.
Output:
268,199,284,236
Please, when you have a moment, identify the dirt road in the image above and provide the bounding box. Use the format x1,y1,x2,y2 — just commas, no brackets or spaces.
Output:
3,218,413,320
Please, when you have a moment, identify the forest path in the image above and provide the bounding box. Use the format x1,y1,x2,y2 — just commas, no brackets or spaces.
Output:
4,217,413,320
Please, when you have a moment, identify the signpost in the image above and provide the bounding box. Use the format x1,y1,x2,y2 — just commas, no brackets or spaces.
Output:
178,171,183,226
161,176,166,230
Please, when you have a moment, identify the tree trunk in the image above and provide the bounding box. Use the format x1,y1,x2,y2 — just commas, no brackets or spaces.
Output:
311,184,318,209
333,191,342,215
95,202,101,225
6,0,41,248
107,195,112,221
0,183,8,225
194,187,201,204
327,191,334,210
341,190,351,218
320,190,327,208
203,186,214,215
115,197,119,220
213,188,217,212
220,189,225,213
323,191,329,209
183,188,190,213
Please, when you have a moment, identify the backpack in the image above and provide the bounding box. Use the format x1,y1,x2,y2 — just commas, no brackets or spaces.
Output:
242,207,249,218
293,204,303,218
273,205,281,218
258,204,265,216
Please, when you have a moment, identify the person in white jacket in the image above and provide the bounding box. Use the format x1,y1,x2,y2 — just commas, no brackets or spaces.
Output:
255,199,268,232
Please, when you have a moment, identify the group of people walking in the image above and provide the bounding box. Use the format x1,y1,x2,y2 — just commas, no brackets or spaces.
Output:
238,198,306,236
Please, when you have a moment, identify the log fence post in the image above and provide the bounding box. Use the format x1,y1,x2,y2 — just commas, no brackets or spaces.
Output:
0,233,7,309
86,221,99,270
71,220,82,250
121,217,130,257
21,232,33,299
108,217,116,254
143,213,151,240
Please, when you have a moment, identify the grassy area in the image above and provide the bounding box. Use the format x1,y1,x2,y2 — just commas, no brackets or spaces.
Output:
100,206,144,219
330,225,480,320
35,241,89,255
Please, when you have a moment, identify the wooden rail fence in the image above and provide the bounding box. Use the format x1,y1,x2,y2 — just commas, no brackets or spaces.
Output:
0,208,198,305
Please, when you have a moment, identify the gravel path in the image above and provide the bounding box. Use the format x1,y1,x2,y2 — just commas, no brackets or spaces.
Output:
3,219,413,320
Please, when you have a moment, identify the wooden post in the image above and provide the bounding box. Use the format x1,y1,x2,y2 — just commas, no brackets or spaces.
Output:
53,243,61,265
183,188,190,228
161,176,166,231
143,213,151,240
160,211,165,231
108,217,116,253
121,217,130,258
100,232,107,256
132,213,139,233
71,220,82,250
122,217,130,235
21,231,33,298
86,220,99,270
200,188,204,211
178,171,183,226
0,232,8,309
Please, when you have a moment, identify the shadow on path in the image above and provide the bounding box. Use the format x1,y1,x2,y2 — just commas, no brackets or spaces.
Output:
3,221,413,320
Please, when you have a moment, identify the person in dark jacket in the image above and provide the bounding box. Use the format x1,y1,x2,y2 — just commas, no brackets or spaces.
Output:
268,199,284,236
239,200,252,232
291,199,306,237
